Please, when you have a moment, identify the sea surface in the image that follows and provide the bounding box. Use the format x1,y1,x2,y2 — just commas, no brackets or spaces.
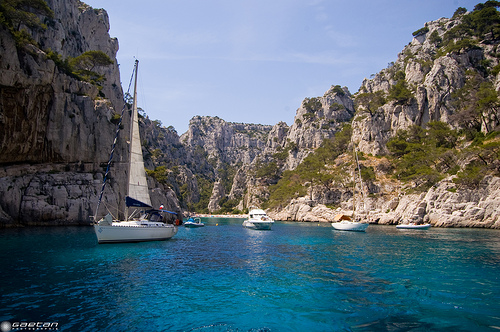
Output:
1,219,499,331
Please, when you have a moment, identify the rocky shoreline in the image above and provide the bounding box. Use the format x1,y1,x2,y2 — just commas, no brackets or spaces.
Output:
268,175,500,229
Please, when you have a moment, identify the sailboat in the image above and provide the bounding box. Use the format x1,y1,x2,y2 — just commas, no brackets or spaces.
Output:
331,148,369,232
93,60,178,243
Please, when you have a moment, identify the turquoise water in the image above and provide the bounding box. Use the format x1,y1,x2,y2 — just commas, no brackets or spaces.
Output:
1,219,499,331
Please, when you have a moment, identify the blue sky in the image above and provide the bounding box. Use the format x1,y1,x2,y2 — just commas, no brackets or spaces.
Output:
84,0,479,134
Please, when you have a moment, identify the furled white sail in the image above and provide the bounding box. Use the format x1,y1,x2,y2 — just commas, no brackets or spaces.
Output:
93,59,178,244
127,60,151,207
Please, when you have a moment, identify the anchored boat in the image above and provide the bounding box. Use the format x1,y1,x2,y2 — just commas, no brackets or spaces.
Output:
242,208,274,230
184,217,205,228
331,148,369,232
93,60,178,243
396,223,431,230
331,214,369,232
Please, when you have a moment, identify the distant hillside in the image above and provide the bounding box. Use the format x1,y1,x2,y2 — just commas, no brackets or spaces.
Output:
143,2,500,228
0,0,499,228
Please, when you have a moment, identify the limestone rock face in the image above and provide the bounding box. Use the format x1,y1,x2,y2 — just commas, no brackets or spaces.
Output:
0,0,182,225
366,176,500,229
39,0,123,111
0,165,108,225
0,0,123,166
352,17,500,155
269,198,337,222
264,122,289,151
208,181,225,212
181,116,272,166
284,86,354,169
2,3,499,229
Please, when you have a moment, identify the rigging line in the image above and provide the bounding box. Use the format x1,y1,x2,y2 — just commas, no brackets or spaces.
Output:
137,65,147,118
94,61,138,222
102,202,119,221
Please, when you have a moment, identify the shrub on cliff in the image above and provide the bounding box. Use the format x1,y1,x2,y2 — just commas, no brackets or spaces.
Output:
68,51,114,86
454,132,500,188
0,0,53,31
412,26,429,37
0,0,54,48
265,124,352,208
355,90,387,115
451,70,500,135
387,123,456,190
303,97,322,113
387,121,500,191
45,49,113,88
441,1,500,53
388,71,413,105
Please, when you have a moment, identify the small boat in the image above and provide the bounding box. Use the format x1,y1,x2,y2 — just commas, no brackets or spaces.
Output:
93,60,178,243
184,217,204,228
331,149,369,232
242,208,274,230
396,223,431,230
331,214,369,232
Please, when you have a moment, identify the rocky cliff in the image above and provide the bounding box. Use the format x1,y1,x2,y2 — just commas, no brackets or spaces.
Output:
281,6,500,228
352,16,500,155
1,1,499,229
162,5,500,229
167,85,354,213
181,116,273,166
0,0,181,226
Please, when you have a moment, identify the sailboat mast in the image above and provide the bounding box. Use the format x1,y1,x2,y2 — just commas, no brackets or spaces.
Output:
352,145,356,219
355,149,365,213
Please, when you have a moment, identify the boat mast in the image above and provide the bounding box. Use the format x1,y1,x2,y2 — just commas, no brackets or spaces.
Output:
352,145,356,219
355,148,365,214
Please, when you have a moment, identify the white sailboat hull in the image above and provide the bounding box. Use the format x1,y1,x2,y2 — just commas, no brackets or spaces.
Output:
94,222,177,243
331,221,369,232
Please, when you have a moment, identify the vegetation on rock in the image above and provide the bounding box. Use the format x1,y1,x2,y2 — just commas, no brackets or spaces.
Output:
387,122,500,191
264,125,352,209
124,2,500,221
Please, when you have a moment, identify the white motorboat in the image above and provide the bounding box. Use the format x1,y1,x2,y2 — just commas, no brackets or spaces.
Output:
396,223,431,230
184,217,205,228
93,60,178,243
242,208,274,230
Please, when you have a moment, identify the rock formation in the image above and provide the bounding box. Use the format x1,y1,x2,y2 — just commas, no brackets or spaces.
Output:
0,0,181,226
1,2,499,229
